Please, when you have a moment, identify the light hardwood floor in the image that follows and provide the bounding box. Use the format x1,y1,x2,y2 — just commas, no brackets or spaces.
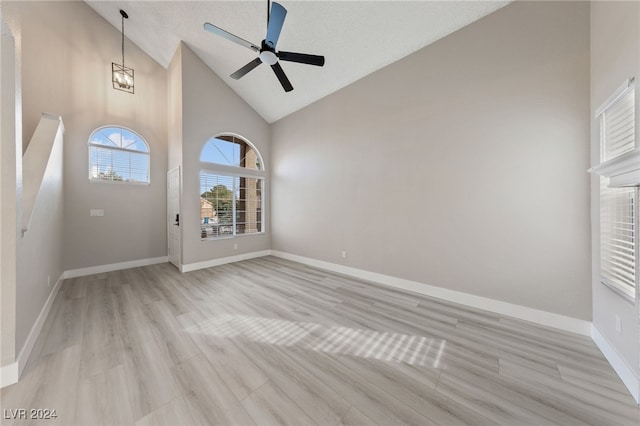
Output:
2,256,639,425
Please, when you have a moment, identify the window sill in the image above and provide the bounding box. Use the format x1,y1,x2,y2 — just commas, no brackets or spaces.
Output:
601,279,636,304
200,231,265,242
589,149,640,188
89,179,150,186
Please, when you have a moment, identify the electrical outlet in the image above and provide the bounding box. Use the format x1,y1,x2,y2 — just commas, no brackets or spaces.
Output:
341,251,347,259
90,209,104,217
615,314,621,333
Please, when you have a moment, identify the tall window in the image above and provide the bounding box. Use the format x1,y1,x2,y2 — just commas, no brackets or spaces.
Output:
598,83,637,301
89,126,150,184
200,135,264,239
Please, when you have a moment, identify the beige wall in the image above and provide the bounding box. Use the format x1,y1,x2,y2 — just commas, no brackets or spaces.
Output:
590,0,640,384
178,43,270,265
5,1,169,273
16,119,64,354
271,1,592,320
167,45,183,172
1,16,18,369
4,0,169,354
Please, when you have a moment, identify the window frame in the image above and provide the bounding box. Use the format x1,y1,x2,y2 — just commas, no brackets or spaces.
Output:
199,133,265,240
88,125,151,185
595,79,638,303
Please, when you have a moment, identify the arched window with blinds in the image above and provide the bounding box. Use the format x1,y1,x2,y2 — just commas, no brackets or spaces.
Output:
88,126,150,184
199,134,265,239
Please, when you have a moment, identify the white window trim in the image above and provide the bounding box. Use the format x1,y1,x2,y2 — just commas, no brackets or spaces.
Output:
590,149,640,188
591,78,638,303
200,132,266,172
589,78,639,188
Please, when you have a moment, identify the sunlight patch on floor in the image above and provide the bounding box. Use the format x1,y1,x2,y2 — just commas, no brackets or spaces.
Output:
186,313,446,367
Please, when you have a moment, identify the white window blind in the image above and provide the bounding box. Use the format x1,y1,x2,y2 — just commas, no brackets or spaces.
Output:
200,171,263,239
598,83,637,300
600,180,636,299
236,177,263,235
89,127,150,184
601,87,635,161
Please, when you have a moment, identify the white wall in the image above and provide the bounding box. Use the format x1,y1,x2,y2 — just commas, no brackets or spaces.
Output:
590,0,640,398
178,43,271,266
271,1,592,320
5,1,169,272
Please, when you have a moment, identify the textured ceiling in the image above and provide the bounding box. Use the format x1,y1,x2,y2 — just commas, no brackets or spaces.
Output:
85,1,510,123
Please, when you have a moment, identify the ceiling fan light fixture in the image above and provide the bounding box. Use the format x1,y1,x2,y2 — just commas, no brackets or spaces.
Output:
259,50,278,66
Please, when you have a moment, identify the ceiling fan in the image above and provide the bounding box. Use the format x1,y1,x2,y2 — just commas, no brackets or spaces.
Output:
204,0,325,92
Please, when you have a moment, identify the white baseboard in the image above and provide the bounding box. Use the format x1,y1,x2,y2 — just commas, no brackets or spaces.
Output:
181,250,272,273
270,250,592,336
16,273,64,379
63,256,168,279
3,256,169,389
591,325,640,404
0,273,64,389
0,362,18,388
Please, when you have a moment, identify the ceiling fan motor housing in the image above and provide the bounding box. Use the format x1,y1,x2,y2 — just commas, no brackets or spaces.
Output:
259,41,278,65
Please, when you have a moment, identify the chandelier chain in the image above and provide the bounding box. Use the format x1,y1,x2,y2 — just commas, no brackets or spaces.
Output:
121,12,125,67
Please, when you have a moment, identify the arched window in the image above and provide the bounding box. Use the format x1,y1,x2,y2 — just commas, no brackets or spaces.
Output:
200,134,265,239
88,126,150,184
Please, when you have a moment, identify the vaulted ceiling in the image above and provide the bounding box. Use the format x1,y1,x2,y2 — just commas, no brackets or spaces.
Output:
86,1,510,123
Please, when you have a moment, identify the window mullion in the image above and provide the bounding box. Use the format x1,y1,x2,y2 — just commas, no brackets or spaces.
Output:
232,176,238,236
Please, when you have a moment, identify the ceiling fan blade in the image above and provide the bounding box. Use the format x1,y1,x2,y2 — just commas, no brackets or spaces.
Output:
230,58,263,80
277,51,325,67
203,23,259,52
271,62,293,92
265,2,287,49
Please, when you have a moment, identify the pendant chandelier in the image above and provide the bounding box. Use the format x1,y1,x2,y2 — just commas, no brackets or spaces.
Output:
112,9,134,94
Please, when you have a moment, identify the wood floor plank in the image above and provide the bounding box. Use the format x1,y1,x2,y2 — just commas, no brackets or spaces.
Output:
437,364,584,425
126,267,164,306
237,342,352,426
279,348,437,426
242,380,317,426
339,406,380,426
113,284,181,420
146,264,199,316
557,363,638,405
171,353,256,426
498,358,640,425
141,299,200,366
62,276,87,300
79,277,123,379
1,345,81,426
40,294,85,357
76,364,136,426
2,256,638,426
135,396,196,426
186,319,270,401
337,354,497,426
